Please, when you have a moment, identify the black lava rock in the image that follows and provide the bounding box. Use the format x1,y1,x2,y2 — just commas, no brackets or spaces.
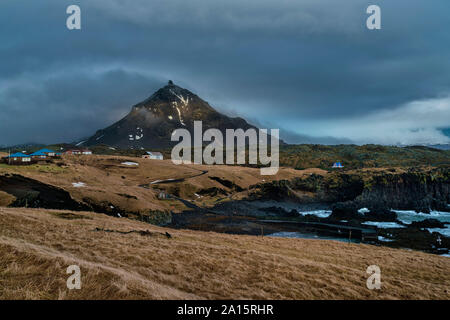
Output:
365,206,398,222
409,219,447,229
330,202,359,220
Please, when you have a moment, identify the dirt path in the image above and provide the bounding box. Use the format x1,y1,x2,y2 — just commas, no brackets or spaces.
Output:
139,169,208,188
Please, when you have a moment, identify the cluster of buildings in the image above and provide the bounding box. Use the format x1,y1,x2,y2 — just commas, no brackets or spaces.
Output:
2,147,164,165
64,149,93,156
2,148,92,165
3,148,60,165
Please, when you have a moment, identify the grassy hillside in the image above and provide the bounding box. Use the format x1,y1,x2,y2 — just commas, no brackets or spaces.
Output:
3,144,449,170
0,154,303,218
1,207,449,299
280,144,450,169
0,153,448,222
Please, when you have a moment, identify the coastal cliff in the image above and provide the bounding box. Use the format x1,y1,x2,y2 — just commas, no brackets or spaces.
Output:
249,167,450,212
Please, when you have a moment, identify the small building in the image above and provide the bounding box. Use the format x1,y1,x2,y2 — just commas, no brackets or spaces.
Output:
332,161,344,168
65,149,91,155
29,150,48,159
142,151,164,160
158,192,170,199
4,152,32,165
65,149,82,155
34,148,57,157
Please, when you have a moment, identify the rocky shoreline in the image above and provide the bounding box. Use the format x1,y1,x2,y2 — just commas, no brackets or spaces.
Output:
248,167,449,212
171,199,450,256
1,163,449,256
171,166,450,256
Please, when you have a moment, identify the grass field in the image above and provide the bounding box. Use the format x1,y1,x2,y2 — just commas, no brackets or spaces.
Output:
0,154,305,213
280,144,450,169
0,207,449,299
3,143,449,170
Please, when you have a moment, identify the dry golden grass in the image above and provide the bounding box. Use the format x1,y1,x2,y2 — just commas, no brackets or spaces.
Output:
0,154,312,213
0,191,15,207
0,207,449,300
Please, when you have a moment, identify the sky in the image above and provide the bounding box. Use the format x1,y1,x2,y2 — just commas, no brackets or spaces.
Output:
1,0,450,146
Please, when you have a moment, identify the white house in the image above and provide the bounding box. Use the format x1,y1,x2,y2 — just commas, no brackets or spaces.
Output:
65,149,92,155
142,151,163,160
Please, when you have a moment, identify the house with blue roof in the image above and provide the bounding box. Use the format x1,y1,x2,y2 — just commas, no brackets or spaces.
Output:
332,161,344,168
7,152,29,158
29,150,48,159
2,147,61,165
4,152,32,165
35,148,56,157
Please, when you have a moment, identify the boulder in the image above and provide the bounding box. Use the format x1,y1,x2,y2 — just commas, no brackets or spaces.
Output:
409,219,447,229
330,202,359,220
365,206,398,222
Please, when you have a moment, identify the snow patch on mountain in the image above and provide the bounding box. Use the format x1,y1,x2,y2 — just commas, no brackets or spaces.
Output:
175,106,185,126
170,89,190,108
75,140,86,146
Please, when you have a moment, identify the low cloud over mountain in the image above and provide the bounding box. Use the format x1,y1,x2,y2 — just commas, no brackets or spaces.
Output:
1,0,449,145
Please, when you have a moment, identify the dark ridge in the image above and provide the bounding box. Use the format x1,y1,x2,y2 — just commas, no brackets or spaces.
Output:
0,174,89,211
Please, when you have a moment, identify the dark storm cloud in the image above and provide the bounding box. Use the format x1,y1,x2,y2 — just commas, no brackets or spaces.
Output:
0,0,449,145
0,69,162,145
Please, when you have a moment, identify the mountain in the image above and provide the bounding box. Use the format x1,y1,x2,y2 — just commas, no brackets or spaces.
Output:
0,143,45,153
83,81,261,149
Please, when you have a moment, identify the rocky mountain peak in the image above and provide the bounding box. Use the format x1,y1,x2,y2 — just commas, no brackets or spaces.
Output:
84,82,259,149
140,81,197,108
